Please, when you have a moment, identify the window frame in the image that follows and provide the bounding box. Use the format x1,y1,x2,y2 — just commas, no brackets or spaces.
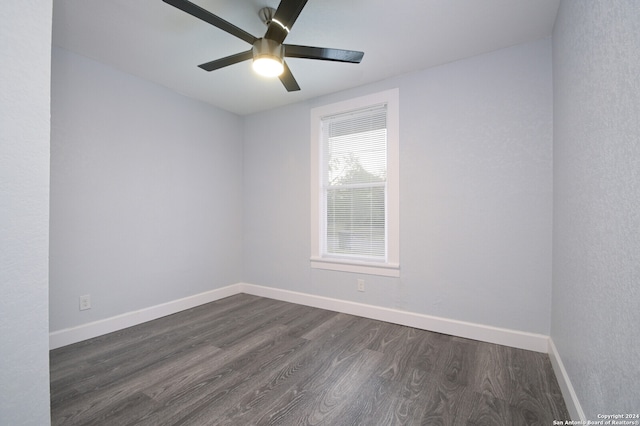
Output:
310,89,400,277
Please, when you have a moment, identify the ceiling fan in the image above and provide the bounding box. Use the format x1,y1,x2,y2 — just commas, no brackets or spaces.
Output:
162,0,364,91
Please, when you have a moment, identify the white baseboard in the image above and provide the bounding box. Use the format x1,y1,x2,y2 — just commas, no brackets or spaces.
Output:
548,338,585,421
239,283,549,353
49,284,243,350
50,282,548,354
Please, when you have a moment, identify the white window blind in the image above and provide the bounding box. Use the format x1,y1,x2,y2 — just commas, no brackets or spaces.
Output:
321,104,388,260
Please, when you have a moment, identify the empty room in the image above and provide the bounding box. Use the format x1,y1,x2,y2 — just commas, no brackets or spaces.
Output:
1,0,638,424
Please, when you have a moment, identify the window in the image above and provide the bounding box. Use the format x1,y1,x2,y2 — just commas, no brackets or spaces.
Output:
310,89,399,277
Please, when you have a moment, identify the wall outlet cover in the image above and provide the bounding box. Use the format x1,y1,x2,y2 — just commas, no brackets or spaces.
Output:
79,295,91,311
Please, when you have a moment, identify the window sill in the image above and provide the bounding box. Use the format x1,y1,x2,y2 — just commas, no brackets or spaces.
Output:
310,256,400,277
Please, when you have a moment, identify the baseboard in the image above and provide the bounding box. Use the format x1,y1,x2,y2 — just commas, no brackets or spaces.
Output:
49,284,243,350
239,283,549,353
548,338,586,421
50,282,549,354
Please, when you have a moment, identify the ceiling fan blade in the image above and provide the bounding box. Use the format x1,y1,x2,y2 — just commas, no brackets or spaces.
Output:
198,50,253,72
279,61,301,92
163,0,257,45
284,45,364,63
264,0,308,44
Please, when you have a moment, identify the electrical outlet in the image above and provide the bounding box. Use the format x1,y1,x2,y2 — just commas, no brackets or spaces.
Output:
79,294,91,311
357,279,365,292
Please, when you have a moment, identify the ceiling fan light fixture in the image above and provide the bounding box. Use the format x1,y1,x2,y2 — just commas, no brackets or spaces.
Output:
164,0,364,92
252,38,285,77
253,56,284,77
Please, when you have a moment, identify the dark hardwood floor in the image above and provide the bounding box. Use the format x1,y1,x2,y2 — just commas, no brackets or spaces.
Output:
50,294,569,425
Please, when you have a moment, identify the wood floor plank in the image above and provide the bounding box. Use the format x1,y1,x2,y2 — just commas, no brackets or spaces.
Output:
303,348,385,425
161,337,313,425
373,326,441,383
279,305,337,339
144,324,290,404
439,338,480,390
329,375,395,425
418,339,482,426
217,317,384,425
237,348,383,426
334,366,433,425
300,312,356,340
75,392,162,426
50,294,260,369
471,342,513,401
507,347,567,425
466,391,514,426
50,294,570,425
51,343,222,425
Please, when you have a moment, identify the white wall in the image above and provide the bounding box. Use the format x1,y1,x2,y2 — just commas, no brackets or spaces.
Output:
50,47,244,332
0,1,52,424
552,0,640,418
244,39,554,334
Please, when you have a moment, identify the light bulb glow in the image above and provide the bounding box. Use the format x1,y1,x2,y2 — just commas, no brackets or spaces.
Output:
252,56,284,77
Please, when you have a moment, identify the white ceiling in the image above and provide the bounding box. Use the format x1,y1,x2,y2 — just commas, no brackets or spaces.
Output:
53,0,560,115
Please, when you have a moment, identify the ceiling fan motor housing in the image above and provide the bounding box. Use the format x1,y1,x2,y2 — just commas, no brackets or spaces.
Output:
253,38,284,60
252,38,285,76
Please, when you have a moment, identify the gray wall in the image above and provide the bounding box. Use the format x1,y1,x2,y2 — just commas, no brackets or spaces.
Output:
244,39,554,334
552,0,640,417
50,47,244,331
49,26,554,341
0,1,52,424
